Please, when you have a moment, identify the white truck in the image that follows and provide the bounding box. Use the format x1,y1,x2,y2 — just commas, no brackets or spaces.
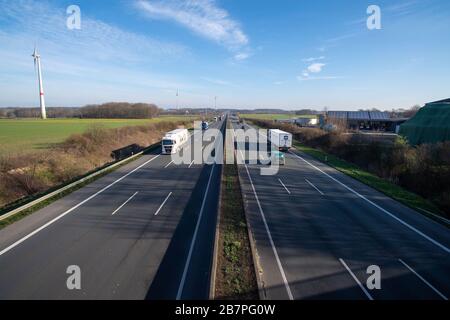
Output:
268,129,292,151
161,129,189,154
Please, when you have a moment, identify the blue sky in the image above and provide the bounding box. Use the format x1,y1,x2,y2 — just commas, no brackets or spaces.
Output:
0,0,449,110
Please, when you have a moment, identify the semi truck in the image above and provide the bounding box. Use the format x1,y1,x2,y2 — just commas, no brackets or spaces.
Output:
268,129,292,151
161,128,189,154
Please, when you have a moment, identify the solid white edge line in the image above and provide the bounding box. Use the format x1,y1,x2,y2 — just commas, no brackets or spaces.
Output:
305,178,324,195
0,154,161,257
176,164,216,300
339,258,374,300
154,192,173,216
239,148,294,300
278,178,291,195
398,258,448,300
289,151,450,254
176,120,224,299
164,160,174,168
111,191,139,215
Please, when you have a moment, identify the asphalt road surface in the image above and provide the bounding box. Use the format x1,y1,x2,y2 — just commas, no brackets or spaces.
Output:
0,118,225,300
232,121,450,300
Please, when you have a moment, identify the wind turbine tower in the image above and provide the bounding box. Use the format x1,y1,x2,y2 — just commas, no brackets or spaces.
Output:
32,47,47,119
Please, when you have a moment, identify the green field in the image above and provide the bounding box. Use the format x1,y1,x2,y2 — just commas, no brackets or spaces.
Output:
0,116,198,153
240,113,316,120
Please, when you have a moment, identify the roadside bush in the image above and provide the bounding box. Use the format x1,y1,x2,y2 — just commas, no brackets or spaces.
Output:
249,119,450,215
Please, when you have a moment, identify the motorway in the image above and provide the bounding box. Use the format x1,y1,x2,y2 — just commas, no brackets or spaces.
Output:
0,118,225,299
232,121,450,300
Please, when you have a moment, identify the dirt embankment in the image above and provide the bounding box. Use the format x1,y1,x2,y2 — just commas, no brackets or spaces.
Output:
0,121,189,208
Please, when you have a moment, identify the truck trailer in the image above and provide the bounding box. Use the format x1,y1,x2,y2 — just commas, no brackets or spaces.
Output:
268,129,292,151
161,129,189,154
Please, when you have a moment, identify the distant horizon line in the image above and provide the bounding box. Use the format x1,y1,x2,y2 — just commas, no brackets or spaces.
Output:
0,104,424,112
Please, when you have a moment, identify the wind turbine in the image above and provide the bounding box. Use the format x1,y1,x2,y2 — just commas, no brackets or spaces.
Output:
32,47,47,119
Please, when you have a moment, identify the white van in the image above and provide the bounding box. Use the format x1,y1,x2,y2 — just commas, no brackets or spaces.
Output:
268,129,292,151
161,129,189,154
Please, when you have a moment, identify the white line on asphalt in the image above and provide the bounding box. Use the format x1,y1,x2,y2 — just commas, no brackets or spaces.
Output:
176,164,216,300
0,154,161,257
289,151,450,254
339,258,374,300
111,191,138,215
398,259,448,300
239,149,294,300
305,178,324,195
164,160,174,168
154,192,173,216
416,207,450,225
278,178,291,194
188,160,194,168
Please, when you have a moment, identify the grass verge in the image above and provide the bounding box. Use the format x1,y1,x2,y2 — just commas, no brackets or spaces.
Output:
214,140,258,299
293,141,448,224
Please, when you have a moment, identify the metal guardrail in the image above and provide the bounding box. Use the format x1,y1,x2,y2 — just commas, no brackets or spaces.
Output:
0,146,154,222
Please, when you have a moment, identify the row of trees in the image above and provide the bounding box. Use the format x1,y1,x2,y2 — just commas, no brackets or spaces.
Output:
0,103,161,119
80,103,160,119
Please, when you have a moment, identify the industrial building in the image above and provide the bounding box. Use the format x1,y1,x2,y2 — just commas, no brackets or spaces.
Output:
275,117,318,127
326,111,407,132
400,98,450,145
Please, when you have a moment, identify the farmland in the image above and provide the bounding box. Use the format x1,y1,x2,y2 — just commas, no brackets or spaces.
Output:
0,116,199,153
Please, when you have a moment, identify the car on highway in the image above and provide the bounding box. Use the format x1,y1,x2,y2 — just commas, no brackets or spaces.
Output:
271,150,285,165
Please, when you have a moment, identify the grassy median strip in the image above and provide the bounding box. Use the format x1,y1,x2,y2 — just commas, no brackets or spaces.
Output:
293,142,447,223
215,158,258,299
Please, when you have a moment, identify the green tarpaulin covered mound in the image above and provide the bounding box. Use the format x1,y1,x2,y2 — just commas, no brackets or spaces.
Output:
400,98,450,145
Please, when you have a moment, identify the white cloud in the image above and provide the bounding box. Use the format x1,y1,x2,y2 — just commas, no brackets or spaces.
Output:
297,75,341,81
234,52,250,61
201,77,232,86
0,0,186,66
302,56,325,62
0,0,195,106
307,63,326,73
136,0,250,58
